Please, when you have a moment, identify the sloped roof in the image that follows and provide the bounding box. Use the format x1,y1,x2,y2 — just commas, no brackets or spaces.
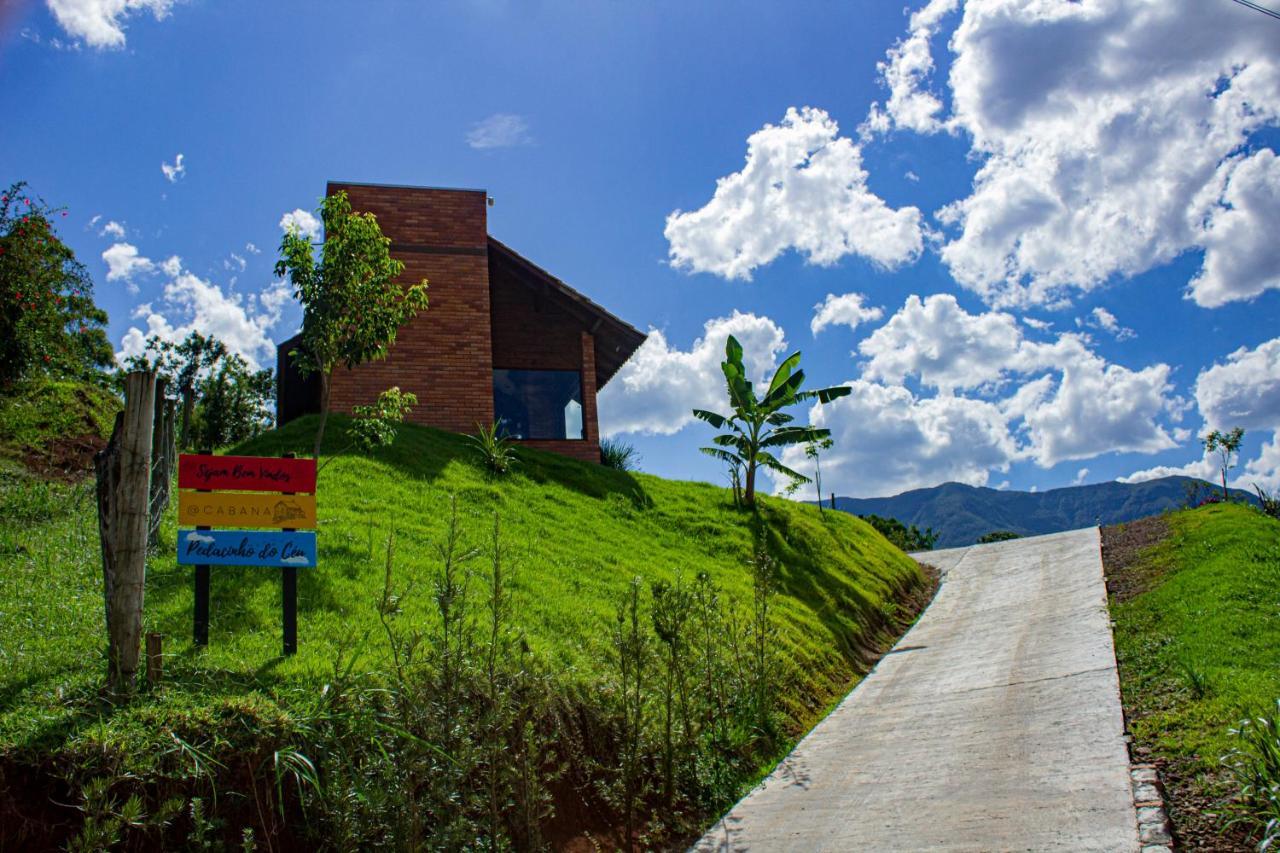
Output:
487,237,646,389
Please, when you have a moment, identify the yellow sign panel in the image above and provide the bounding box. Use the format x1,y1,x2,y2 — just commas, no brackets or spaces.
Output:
178,491,317,530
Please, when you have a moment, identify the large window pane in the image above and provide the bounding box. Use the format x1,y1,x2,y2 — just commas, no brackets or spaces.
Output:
493,369,584,440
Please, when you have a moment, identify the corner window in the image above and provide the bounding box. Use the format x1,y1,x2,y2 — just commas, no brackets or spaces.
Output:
493,369,584,440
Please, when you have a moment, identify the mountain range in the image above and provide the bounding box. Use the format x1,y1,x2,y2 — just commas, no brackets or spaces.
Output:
830,476,1256,548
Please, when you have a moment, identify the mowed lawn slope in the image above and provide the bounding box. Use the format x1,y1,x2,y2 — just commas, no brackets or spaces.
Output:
1107,503,1280,849
0,415,924,782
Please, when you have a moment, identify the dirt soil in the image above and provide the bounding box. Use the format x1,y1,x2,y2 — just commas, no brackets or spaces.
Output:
1101,519,1255,852
19,433,106,482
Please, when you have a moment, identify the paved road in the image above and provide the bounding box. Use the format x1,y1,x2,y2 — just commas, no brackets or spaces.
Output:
694,527,1139,852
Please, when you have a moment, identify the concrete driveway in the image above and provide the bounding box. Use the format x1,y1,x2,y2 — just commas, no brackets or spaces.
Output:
694,527,1139,852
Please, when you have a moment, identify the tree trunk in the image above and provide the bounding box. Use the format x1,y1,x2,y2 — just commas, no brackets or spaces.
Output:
744,460,757,507
313,372,331,459
96,371,156,694
1222,470,1229,502
815,455,823,514
179,386,195,451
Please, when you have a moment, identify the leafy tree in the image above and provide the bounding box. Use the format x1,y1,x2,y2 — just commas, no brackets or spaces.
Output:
0,182,112,386
1204,427,1245,502
862,514,939,552
275,191,429,459
694,336,849,507
125,332,229,448
977,530,1021,544
190,353,274,450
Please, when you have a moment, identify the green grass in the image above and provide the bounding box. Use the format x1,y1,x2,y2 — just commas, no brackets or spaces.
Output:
0,416,923,810
0,376,120,466
1110,503,1280,835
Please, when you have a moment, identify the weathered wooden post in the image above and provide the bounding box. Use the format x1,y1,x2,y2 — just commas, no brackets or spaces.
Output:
95,370,157,693
146,632,163,684
148,378,176,546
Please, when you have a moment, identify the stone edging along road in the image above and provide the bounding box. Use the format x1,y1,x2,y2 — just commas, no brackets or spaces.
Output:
694,527,1141,852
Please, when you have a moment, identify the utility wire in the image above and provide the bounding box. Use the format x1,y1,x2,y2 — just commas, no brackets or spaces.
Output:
1229,0,1280,21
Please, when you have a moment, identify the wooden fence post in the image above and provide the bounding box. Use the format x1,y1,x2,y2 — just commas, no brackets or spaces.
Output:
148,378,176,546
95,370,156,693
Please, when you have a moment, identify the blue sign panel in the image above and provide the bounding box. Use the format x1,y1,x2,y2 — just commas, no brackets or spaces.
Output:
177,528,317,568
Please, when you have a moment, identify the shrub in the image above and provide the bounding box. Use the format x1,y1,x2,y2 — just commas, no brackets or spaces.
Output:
861,514,939,552
1222,700,1280,850
977,530,1021,544
1256,485,1280,521
600,438,640,471
467,421,517,476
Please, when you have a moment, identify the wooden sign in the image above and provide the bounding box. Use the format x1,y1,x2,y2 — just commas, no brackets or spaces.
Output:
178,490,317,529
177,529,317,568
179,454,316,493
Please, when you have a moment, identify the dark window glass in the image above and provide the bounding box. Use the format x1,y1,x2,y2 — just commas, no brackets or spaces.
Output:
493,369,584,440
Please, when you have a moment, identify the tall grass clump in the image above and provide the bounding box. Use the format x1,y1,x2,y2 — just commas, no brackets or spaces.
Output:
1223,701,1280,851
467,421,517,475
600,438,640,471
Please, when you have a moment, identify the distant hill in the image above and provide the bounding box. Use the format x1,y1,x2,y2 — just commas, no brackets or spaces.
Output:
831,477,1257,548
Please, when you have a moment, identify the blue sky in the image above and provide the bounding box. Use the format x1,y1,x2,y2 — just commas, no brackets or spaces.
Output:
3,0,1279,498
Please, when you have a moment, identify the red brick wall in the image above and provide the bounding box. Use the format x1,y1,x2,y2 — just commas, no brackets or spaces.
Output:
324,183,495,434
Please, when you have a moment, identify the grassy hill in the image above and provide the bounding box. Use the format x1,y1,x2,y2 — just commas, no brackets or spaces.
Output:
0,415,927,848
1105,503,1280,850
0,376,120,478
835,477,1256,547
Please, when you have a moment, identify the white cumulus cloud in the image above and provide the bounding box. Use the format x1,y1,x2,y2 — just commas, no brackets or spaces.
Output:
781,379,1019,498
45,0,174,49
1078,307,1135,342
664,106,923,281
116,261,291,370
864,0,1280,309
598,311,787,437
1190,148,1280,308
279,208,321,241
1195,337,1280,432
810,292,883,336
102,242,155,293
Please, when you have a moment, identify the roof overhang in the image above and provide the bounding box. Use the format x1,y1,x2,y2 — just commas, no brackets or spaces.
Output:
487,237,646,389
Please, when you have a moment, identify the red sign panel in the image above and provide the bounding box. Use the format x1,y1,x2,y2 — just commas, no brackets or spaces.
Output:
178,454,317,493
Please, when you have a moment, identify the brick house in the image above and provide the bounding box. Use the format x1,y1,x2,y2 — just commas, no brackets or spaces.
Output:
275,181,647,463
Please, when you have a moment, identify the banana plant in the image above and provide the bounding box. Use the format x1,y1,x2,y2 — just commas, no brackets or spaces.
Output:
694,335,850,508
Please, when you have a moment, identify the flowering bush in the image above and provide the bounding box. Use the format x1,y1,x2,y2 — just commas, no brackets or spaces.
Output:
0,182,113,386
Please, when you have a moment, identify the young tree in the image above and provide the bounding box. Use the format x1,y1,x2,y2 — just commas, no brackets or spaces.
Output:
190,353,274,450
0,182,112,386
805,436,834,513
126,332,229,449
275,191,428,459
1204,427,1245,502
694,336,849,507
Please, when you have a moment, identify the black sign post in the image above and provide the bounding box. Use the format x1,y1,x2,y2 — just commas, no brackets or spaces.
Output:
281,452,298,656
194,447,212,647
